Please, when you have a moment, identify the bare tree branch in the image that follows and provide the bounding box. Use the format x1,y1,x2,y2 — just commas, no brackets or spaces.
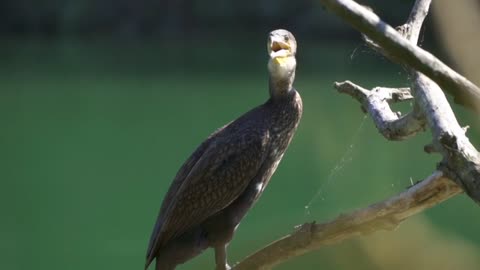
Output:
401,0,480,202
324,0,480,204
404,0,431,43
334,81,425,140
233,172,462,270
411,73,480,200
232,0,480,269
319,0,480,111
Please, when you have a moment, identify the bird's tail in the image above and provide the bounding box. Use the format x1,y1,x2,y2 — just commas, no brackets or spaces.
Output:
144,256,153,270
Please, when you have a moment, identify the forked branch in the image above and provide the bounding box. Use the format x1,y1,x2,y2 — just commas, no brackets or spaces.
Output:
334,81,425,140
319,0,480,111
233,0,480,269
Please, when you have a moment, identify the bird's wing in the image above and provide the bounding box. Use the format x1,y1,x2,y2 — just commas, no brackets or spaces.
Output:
148,138,212,240
145,131,216,265
146,127,270,264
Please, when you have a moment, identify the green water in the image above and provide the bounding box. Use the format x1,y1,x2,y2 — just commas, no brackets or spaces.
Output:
1,39,479,270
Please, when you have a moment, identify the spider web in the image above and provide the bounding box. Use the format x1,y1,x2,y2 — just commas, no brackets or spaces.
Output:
304,114,368,216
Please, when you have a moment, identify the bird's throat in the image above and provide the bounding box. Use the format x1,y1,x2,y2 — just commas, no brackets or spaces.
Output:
268,56,296,98
273,56,288,66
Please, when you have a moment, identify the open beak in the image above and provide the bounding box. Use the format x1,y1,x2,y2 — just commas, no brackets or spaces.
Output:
271,40,290,53
269,38,291,58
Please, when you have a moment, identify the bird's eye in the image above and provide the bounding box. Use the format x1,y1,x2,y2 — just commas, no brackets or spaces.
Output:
284,36,289,42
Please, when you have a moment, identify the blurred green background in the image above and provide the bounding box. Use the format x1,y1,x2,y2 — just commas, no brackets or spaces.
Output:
2,1,480,270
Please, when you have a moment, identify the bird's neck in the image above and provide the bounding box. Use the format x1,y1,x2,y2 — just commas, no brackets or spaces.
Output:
268,56,296,99
268,72,295,99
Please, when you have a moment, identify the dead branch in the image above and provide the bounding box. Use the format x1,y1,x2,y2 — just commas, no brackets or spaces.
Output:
233,172,462,269
233,0,480,269
319,0,480,111
334,81,425,140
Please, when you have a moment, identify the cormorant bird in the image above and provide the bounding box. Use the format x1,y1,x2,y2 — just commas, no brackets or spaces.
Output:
145,29,302,270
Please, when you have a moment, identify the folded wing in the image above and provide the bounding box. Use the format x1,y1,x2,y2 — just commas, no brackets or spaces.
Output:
146,128,270,268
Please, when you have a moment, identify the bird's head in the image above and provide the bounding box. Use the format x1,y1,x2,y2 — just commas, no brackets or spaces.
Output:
267,29,297,97
267,29,297,78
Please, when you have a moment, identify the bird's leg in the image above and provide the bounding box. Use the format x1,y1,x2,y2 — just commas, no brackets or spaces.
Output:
214,245,231,270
